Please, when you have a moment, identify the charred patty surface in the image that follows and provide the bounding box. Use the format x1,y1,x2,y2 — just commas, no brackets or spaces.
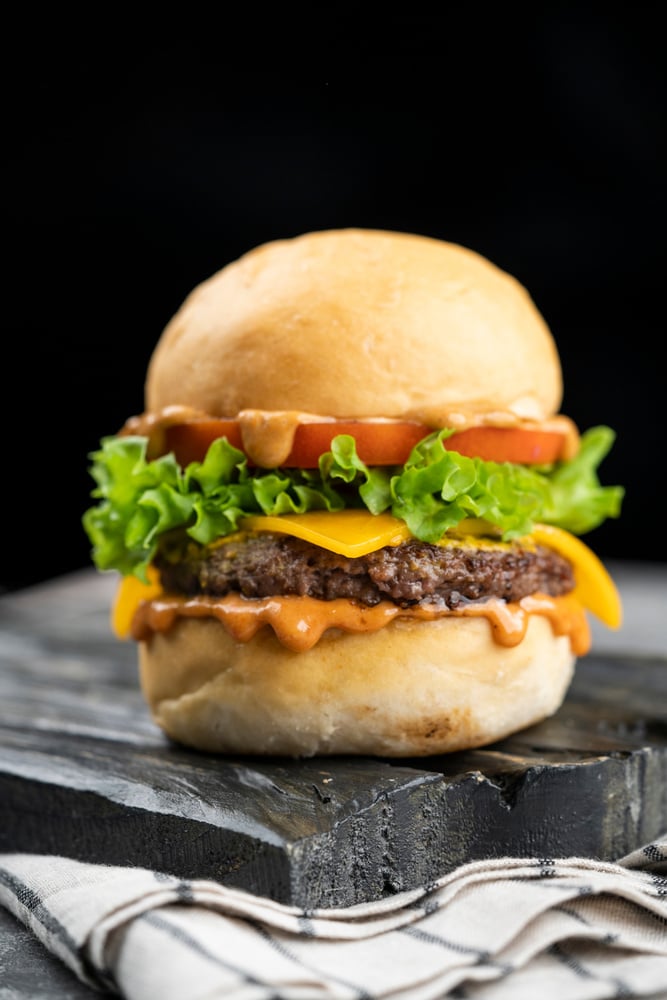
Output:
156,533,575,608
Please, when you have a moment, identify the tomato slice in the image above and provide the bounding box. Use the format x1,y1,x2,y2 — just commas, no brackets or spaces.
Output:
163,419,566,467
165,420,244,467
163,419,431,467
447,426,565,464
288,421,431,467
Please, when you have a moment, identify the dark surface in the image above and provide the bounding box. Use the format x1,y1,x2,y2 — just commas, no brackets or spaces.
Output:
1,570,666,913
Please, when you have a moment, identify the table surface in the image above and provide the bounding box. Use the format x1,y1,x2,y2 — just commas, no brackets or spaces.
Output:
1,559,665,998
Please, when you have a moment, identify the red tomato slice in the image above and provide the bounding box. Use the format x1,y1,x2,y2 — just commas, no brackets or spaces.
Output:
287,421,431,467
447,426,565,464
163,419,565,467
165,420,244,467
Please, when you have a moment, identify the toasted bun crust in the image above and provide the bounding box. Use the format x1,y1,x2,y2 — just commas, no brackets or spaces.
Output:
145,229,562,427
138,615,575,757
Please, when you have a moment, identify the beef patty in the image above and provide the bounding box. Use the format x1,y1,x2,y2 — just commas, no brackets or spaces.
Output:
156,533,575,609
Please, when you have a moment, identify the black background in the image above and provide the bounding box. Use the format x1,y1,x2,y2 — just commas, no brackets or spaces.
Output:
5,10,665,593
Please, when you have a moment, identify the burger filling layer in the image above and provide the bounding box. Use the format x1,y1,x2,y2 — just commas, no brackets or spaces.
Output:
155,534,574,609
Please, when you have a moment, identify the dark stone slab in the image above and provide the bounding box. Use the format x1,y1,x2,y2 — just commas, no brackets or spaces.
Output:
1,571,666,910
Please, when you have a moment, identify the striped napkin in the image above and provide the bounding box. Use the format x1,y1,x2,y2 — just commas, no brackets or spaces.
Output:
1,836,666,999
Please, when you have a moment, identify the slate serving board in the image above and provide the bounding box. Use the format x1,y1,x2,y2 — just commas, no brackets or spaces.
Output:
1,569,665,910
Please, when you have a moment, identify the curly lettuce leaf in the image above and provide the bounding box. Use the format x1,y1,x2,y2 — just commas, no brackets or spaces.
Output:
537,426,625,534
392,427,622,542
82,427,624,579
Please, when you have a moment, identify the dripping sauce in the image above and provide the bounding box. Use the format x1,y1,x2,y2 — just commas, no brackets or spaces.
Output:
130,591,591,655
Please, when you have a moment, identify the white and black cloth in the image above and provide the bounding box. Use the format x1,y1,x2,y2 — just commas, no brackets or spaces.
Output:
1,837,666,999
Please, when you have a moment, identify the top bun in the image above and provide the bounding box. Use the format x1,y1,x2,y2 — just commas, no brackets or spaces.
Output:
145,229,562,427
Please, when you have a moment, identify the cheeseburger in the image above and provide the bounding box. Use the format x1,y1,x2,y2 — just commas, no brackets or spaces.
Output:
83,228,624,757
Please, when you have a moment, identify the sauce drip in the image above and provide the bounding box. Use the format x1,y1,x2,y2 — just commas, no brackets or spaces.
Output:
236,410,329,468
131,591,590,655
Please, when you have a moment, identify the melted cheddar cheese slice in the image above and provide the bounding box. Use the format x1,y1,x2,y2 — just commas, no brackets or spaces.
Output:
111,511,622,637
112,564,163,639
241,510,412,556
529,523,622,629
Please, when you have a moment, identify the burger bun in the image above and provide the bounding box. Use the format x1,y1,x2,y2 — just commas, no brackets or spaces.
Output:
146,228,562,428
139,615,575,757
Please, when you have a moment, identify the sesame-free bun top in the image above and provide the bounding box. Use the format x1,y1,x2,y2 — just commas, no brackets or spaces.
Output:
145,228,563,428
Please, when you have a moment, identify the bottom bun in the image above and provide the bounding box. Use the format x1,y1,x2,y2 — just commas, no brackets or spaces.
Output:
138,613,576,757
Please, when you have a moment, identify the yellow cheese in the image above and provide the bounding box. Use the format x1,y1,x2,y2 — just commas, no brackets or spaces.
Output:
241,510,412,556
112,564,163,639
529,523,622,629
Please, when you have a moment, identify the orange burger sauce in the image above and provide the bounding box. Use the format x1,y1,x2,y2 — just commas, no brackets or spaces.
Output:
131,592,591,656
